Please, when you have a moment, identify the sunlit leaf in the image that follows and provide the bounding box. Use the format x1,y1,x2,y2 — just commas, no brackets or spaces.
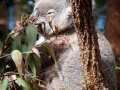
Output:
0,79,8,90
32,47,40,59
3,39,12,50
4,31,14,49
26,24,37,51
17,77,32,90
41,42,57,69
11,50,23,78
0,58,6,74
4,31,20,50
0,41,3,55
11,32,19,40
5,31,15,43
32,47,45,66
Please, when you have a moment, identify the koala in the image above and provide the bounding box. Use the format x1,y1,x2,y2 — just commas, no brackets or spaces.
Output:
29,0,117,89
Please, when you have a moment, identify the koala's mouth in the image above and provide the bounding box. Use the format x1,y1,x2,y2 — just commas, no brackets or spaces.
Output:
29,18,55,37
36,22,47,36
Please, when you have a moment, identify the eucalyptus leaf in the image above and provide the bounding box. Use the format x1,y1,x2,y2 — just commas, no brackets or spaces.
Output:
41,42,57,69
28,54,41,77
0,57,6,74
5,31,15,43
11,32,19,40
11,34,22,52
26,24,37,51
11,50,23,78
24,76,35,90
28,54,36,77
33,54,41,77
20,33,28,41
4,31,15,49
32,47,44,66
0,41,3,55
22,44,28,59
0,79,8,90
14,35,22,51
22,45,28,52
17,77,32,90
11,41,18,52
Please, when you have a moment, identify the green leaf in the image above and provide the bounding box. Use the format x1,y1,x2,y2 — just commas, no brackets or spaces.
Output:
32,47,45,66
11,50,23,78
20,34,28,44
22,44,28,59
17,77,32,90
28,54,36,76
33,54,41,77
0,41,3,55
11,32,19,40
11,41,18,52
0,58,6,74
25,75,40,90
26,24,37,51
4,31,14,49
14,35,22,51
22,45,28,52
5,31,15,44
11,34,22,52
0,79,8,90
41,42,57,69
24,76,31,85
28,54,41,77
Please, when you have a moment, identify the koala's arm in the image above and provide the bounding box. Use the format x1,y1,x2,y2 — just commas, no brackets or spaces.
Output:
44,34,85,90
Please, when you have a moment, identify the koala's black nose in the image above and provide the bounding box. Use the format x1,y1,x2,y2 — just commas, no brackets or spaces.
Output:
29,8,40,22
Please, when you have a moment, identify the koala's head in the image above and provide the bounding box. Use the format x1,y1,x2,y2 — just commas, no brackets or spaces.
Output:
29,0,73,36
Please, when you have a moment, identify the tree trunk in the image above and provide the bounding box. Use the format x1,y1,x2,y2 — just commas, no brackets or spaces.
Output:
70,0,108,89
105,0,120,57
105,0,120,89
0,0,8,25
0,0,9,39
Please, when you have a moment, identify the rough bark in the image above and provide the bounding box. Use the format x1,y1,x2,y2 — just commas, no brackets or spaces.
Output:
105,0,120,89
70,0,108,89
105,0,120,57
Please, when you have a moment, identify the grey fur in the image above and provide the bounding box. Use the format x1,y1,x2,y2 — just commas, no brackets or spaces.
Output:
30,0,117,89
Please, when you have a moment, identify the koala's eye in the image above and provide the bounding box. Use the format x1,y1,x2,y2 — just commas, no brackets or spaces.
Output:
46,11,54,15
46,9,55,15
